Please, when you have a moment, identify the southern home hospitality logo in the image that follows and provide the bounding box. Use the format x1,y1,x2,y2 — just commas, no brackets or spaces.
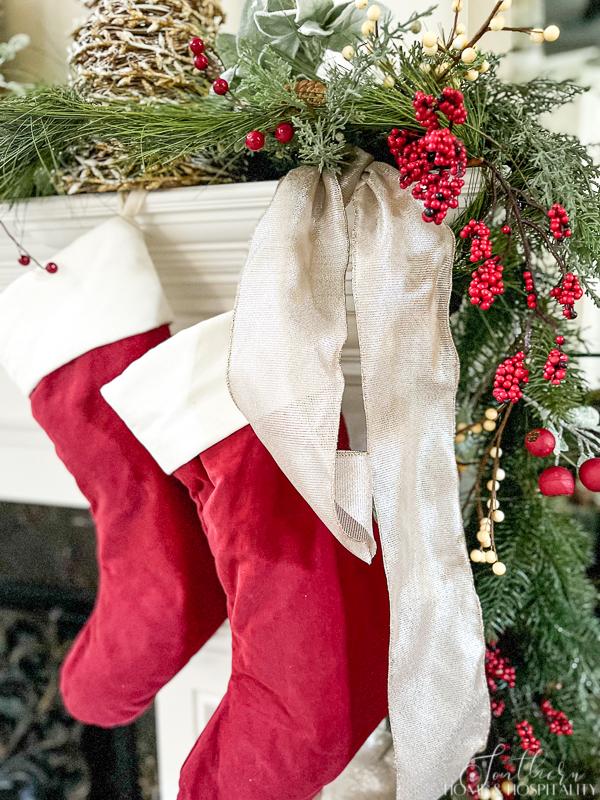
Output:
447,745,597,797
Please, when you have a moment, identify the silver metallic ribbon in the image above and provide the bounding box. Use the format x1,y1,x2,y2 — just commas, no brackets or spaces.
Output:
228,153,490,800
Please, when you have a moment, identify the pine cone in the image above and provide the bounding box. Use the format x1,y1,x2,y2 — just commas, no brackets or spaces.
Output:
294,79,326,107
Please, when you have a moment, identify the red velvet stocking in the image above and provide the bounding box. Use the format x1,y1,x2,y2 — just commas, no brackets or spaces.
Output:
174,429,389,800
31,328,227,726
0,217,228,727
102,313,390,798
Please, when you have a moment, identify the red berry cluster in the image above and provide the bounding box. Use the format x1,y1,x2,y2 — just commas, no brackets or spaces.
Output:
486,642,517,692
15,251,57,273
245,122,295,152
548,203,572,241
486,643,516,734
499,744,517,776
413,91,438,129
388,88,468,224
540,699,573,736
412,129,467,224
543,336,569,385
460,219,493,262
465,761,481,799
189,37,229,95
550,272,583,319
522,270,537,309
493,352,529,404
437,87,468,125
516,720,543,755
468,256,505,310
413,88,467,129
491,698,506,718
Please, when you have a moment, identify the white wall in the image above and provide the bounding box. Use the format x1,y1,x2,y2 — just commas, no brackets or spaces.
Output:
1,0,82,83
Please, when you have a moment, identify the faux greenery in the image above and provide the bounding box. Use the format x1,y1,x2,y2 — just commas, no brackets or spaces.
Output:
0,0,598,795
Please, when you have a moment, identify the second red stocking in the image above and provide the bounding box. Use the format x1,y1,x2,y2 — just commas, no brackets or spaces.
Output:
103,312,390,800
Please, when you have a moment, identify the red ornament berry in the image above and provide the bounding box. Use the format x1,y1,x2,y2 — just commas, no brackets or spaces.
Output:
413,91,439,130
388,89,468,226
491,698,506,718
499,747,517,775
193,53,209,71
411,88,467,130
525,428,556,458
437,87,467,125
485,642,516,691
501,224,512,235
538,466,575,497
543,345,569,385
522,270,538,309
578,458,600,492
274,121,295,144
245,130,265,151
212,78,229,95
18,254,30,266
492,351,529,404
45,262,58,274
189,37,205,55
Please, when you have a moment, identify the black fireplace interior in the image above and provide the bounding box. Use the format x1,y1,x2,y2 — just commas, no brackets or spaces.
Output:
0,503,157,800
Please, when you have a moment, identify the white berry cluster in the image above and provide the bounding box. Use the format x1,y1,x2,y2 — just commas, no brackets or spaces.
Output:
417,1,561,86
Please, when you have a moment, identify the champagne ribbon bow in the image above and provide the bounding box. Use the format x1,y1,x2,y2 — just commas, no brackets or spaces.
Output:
228,153,490,800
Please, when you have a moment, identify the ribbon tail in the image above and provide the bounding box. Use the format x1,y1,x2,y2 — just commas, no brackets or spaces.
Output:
352,164,491,800
228,165,376,563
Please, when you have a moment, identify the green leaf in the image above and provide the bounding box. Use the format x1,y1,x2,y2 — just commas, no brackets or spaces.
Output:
216,33,239,69
294,0,334,26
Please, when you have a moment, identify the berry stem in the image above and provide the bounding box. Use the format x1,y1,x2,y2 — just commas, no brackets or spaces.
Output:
482,159,533,272
468,1,505,50
520,218,569,275
486,403,513,552
0,218,46,272
448,7,461,46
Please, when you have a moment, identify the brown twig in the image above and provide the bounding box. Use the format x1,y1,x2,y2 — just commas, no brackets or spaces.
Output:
441,0,504,77
448,7,461,45
482,159,533,270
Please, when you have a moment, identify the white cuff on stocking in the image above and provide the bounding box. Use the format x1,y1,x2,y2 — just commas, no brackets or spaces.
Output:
101,311,248,474
0,216,172,395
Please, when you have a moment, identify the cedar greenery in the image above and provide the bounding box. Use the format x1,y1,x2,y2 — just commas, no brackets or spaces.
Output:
0,1,599,794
